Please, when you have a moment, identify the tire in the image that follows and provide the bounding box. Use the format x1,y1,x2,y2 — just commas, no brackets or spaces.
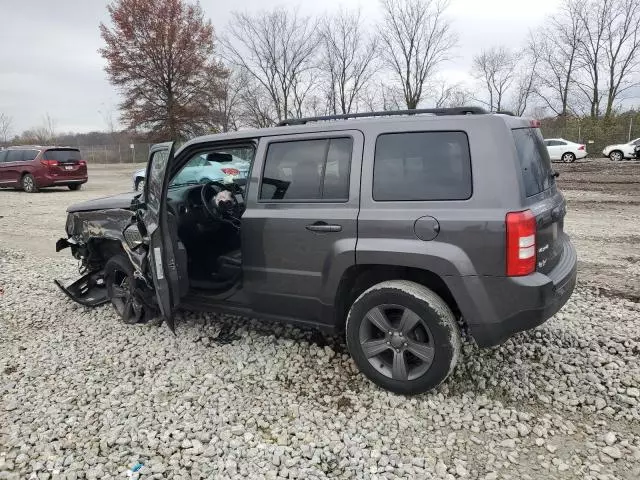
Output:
345,280,462,395
105,255,147,324
68,184,81,191
21,174,38,193
561,152,576,163
135,178,145,192
609,150,623,162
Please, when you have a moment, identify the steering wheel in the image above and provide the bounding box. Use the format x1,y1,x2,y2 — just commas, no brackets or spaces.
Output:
200,180,238,220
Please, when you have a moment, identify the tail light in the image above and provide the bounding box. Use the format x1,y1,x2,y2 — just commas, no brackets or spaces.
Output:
40,160,58,166
79,160,87,166
529,119,541,128
506,210,536,276
578,145,585,150
221,168,240,176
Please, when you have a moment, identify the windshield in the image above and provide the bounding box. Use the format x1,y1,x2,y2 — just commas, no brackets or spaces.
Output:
512,128,555,197
170,147,254,188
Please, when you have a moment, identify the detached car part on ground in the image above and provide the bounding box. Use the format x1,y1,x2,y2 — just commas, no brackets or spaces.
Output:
56,107,577,395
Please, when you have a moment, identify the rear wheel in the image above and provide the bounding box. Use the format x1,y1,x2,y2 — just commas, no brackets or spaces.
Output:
21,174,38,193
105,255,147,324
609,150,623,161
562,152,576,163
346,280,461,395
68,184,81,191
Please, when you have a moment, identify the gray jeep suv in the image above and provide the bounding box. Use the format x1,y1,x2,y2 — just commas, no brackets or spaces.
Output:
55,107,577,395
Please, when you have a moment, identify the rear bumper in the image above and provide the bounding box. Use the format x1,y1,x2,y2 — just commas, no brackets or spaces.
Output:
37,175,88,187
456,236,577,347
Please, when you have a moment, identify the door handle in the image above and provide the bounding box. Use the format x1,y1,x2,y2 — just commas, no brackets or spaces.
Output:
306,221,342,232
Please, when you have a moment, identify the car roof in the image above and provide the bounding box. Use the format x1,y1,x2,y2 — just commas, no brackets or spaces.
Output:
179,111,532,153
7,145,79,150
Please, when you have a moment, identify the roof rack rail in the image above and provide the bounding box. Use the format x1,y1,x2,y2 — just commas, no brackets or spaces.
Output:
277,106,488,126
495,110,515,116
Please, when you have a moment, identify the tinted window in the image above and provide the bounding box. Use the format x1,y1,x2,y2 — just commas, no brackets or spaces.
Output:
260,138,352,201
373,131,472,201
512,128,554,197
6,150,24,162
23,150,38,161
44,149,81,162
0,151,7,162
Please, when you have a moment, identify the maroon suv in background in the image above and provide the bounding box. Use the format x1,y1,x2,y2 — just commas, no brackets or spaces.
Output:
0,146,88,192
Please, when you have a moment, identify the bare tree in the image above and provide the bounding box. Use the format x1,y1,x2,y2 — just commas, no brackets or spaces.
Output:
427,78,472,108
28,113,57,144
319,8,379,114
602,0,640,117
221,8,320,123
0,113,12,145
575,0,610,117
379,0,457,109
472,46,518,111
530,0,583,116
511,52,539,116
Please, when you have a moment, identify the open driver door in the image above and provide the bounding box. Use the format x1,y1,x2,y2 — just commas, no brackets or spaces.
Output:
141,142,187,332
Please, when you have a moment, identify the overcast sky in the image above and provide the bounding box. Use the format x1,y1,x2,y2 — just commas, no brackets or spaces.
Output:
0,0,562,134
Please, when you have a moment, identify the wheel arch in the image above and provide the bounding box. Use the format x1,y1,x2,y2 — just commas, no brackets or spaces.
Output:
333,264,461,331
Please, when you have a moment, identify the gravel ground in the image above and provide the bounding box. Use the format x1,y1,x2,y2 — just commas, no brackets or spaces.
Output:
1,160,639,479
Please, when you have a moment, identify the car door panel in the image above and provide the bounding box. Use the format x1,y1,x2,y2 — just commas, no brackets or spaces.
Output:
141,142,184,331
242,131,363,325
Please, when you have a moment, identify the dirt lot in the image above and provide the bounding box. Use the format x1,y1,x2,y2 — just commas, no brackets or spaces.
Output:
0,159,639,480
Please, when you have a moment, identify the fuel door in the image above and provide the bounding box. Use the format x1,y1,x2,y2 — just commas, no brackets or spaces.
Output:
414,216,440,241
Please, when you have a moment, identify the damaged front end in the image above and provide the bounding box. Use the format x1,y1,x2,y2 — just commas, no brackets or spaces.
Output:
55,207,158,319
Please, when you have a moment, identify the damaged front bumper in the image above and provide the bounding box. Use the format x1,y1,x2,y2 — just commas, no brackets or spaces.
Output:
54,269,110,307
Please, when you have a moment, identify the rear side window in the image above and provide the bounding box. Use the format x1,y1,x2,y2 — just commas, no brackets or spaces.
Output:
6,150,24,162
260,137,352,201
23,150,38,161
373,131,472,201
0,151,7,162
44,149,81,162
512,128,554,197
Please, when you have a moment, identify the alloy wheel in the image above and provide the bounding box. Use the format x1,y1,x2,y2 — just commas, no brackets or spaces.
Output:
358,304,435,381
110,269,144,324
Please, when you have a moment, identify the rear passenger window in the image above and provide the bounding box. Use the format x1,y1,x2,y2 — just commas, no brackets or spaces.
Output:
6,150,24,162
23,150,38,161
260,137,352,201
373,131,472,201
0,151,7,162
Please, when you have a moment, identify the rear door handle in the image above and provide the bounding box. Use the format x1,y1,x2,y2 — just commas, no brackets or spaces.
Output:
306,221,342,232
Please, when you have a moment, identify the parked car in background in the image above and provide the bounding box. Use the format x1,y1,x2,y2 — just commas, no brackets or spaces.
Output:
0,146,87,192
603,138,640,161
543,138,587,163
132,151,250,191
56,107,577,395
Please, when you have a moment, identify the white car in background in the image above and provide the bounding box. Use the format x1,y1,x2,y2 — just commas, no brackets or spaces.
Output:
543,138,588,163
602,138,640,161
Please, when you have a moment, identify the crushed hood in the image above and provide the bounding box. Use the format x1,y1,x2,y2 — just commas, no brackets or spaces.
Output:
67,192,138,213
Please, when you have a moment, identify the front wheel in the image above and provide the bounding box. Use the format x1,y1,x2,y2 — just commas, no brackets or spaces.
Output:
346,280,462,395
105,255,148,324
21,174,38,193
609,150,623,162
562,152,576,163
